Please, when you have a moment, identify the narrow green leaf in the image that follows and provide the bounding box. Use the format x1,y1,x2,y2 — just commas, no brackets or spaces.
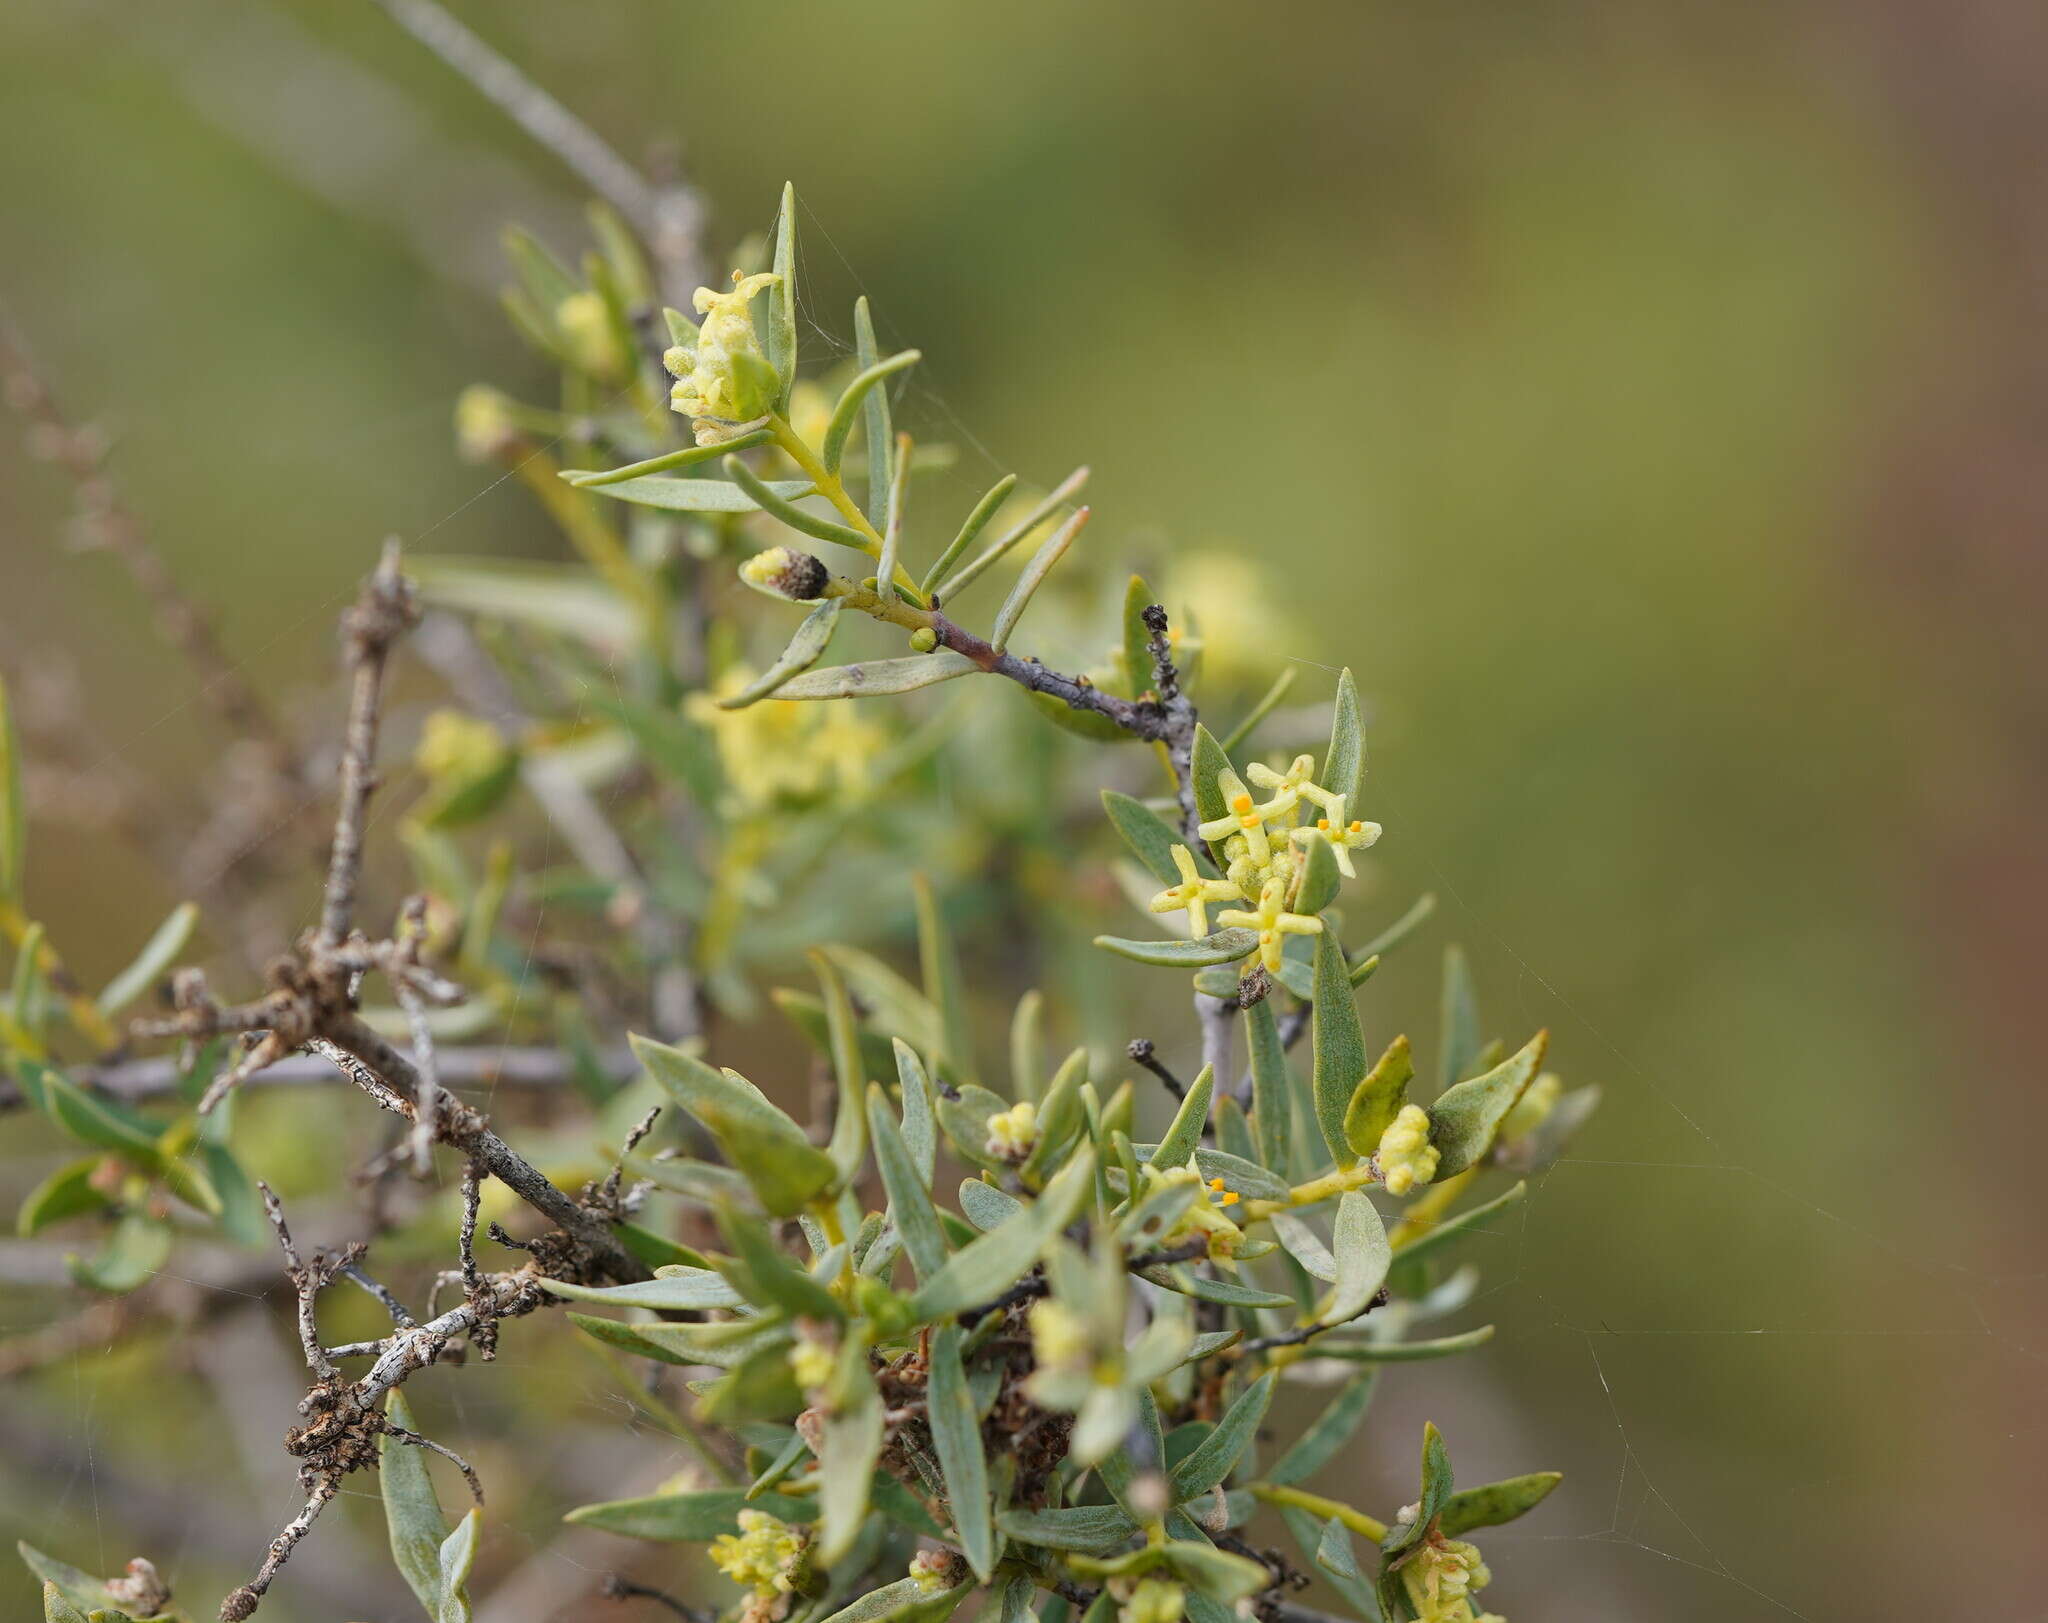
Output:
1102,791,1214,885
911,1147,1095,1320
1438,1472,1562,1538
922,474,1017,597
1161,1541,1269,1605
581,473,814,513
1429,1031,1548,1178
718,1207,842,1320
537,1268,744,1311
1008,989,1044,1103
1316,1326,1497,1365
1269,1210,1336,1282
1093,929,1258,968
1218,667,1298,756
819,1365,883,1562
1358,893,1436,960
823,351,921,474
631,1036,836,1216
914,874,974,1086
568,1311,783,1369
958,1178,1023,1232
933,467,1088,600
1121,575,1157,698
990,507,1088,653
564,430,773,487
869,1087,946,1281
95,901,198,1017
1389,1180,1527,1268
995,1504,1139,1554
18,1543,117,1614
927,1326,994,1578
767,182,798,410
1153,1064,1214,1170
1316,1192,1390,1328
1438,946,1482,1091
1341,1035,1413,1161
1311,932,1368,1168
1293,832,1341,917
566,1487,812,1539
724,456,871,549
1169,1372,1275,1501
1266,1372,1379,1486
770,651,979,699
1322,668,1366,811
41,1584,90,1623
853,297,893,528
16,1156,109,1237
1316,1517,1361,1584
1244,998,1292,1170
381,1391,448,1614
1275,1508,1382,1621
817,1579,924,1623
65,1210,169,1294
435,1508,481,1623
716,601,843,709
893,1039,937,1184
1190,724,1233,833
813,951,869,1183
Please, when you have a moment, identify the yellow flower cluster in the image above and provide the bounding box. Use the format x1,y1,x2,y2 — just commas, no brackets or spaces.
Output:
667,271,784,445
907,1550,956,1595
685,669,882,809
1376,1103,1440,1196
1147,751,1381,972
983,1100,1039,1163
709,1510,805,1597
1400,1537,1494,1623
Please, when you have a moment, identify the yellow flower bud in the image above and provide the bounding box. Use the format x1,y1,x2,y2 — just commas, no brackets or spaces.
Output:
1376,1103,1440,1197
984,1099,1039,1163
1399,1537,1492,1623
709,1509,805,1597
454,385,521,462
1027,1299,1090,1372
788,1337,835,1391
1120,1578,1185,1623
555,290,626,381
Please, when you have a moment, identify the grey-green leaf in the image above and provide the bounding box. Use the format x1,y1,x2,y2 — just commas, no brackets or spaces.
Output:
995,1504,1138,1554
565,1487,812,1539
1190,725,1232,835
1152,1064,1214,1171
1244,997,1292,1170
435,1508,480,1623
927,1326,994,1578
1437,1471,1562,1537
1168,1371,1274,1502
1311,932,1368,1168
382,1391,449,1615
1389,1180,1527,1268
1265,1372,1378,1486
1102,790,1213,885
1315,1326,1496,1364
772,652,979,700
1323,667,1365,811
869,1086,946,1281
581,474,815,514
823,351,921,475
1316,1192,1390,1328
95,901,199,1017
1428,1030,1548,1179
990,508,1088,653
767,182,798,409
911,1147,1095,1321
893,1039,937,1184
717,601,843,708
1293,832,1342,917
631,1036,836,1216
1093,929,1258,968
1438,945,1482,1091
538,1268,743,1311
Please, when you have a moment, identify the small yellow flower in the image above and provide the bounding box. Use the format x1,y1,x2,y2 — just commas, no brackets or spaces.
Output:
788,1337,835,1392
1197,769,1275,867
668,271,784,444
1028,1299,1090,1372
907,1550,958,1595
1376,1104,1440,1197
1148,844,1243,938
985,1100,1039,1163
1217,876,1324,973
1140,1160,1246,1262
1245,753,1317,822
710,1509,805,1597
1290,813,1382,879
454,385,522,462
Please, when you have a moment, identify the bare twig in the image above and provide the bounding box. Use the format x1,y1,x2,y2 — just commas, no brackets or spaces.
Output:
1127,1037,1188,1103
600,1573,709,1621
366,0,705,301
317,539,416,949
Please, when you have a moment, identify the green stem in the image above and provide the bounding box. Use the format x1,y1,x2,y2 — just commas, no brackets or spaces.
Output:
1248,1482,1388,1542
767,414,924,600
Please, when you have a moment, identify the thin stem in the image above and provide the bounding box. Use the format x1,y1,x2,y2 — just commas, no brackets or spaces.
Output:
1247,1482,1389,1543
767,414,923,598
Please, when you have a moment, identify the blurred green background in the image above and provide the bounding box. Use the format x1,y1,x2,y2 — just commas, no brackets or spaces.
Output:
3,2,2043,1618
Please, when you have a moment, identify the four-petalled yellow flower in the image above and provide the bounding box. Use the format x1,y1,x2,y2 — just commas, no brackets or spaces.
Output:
1149,844,1243,938
1218,876,1323,972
